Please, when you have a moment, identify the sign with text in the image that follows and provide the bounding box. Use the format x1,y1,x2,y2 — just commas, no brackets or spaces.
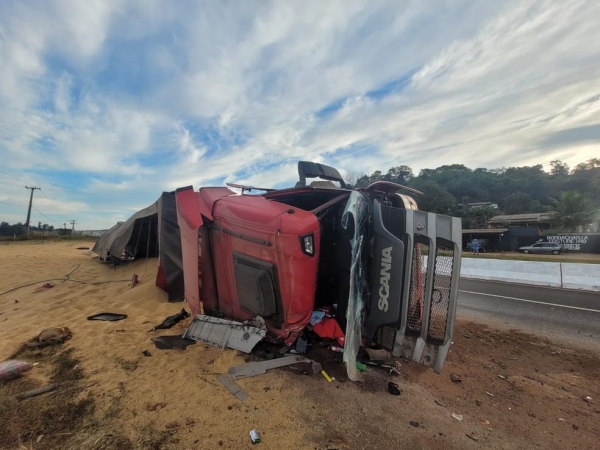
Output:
546,234,600,253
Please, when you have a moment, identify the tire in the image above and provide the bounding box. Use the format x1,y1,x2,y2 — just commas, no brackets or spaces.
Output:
523,250,530,254
552,250,560,255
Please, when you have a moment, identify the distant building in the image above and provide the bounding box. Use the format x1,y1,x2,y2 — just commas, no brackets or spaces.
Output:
488,212,557,231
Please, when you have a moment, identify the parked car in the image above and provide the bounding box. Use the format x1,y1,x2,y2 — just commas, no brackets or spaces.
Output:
518,242,563,255
175,161,463,373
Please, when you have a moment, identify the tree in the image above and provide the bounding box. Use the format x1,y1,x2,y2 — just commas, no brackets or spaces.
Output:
383,165,413,185
458,205,498,229
410,180,456,214
344,169,367,187
550,160,569,176
553,191,597,231
574,158,600,171
502,192,533,214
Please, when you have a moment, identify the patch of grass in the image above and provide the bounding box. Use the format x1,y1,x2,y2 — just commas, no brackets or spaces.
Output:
133,421,174,450
0,348,95,450
463,253,600,264
52,349,84,382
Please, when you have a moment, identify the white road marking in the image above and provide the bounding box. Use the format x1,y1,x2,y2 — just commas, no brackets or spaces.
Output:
459,290,600,313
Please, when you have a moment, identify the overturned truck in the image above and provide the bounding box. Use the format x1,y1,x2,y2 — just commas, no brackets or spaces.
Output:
176,162,461,375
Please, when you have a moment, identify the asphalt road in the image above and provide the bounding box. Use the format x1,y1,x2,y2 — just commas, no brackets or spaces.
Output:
457,278,600,347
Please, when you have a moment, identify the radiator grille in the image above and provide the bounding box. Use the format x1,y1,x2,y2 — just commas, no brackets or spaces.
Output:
427,244,454,344
374,325,397,351
406,240,428,336
381,205,406,240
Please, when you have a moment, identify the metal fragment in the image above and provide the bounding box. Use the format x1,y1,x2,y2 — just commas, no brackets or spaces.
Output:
217,374,248,402
229,355,310,380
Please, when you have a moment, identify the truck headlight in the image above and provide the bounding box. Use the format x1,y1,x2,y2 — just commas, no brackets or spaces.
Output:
300,234,314,256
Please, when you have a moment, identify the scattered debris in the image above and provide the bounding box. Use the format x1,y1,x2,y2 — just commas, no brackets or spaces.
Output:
498,374,507,380
365,348,392,361
321,370,333,383
146,402,167,411
466,433,479,442
295,335,308,353
87,313,127,321
435,399,447,408
312,316,345,347
152,335,197,350
183,314,265,353
142,350,152,357
409,421,420,427
450,373,462,383
229,355,310,380
309,310,326,325
150,308,190,331
16,384,57,400
34,282,55,293
130,274,139,288
583,396,592,403
356,362,367,372
217,374,248,402
388,382,401,396
481,420,490,426
485,391,494,397
329,345,344,353
8,327,73,359
249,429,261,444
0,360,33,381
452,413,463,421
558,418,566,422
463,334,471,339
311,361,333,382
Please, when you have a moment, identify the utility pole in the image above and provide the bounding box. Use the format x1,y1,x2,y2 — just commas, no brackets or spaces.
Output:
70,220,76,233
24,186,41,238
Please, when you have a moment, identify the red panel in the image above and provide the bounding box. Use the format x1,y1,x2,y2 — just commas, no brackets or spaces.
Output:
176,188,202,314
211,195,320,343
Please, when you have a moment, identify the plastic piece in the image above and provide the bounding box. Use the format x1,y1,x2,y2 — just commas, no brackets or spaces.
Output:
150,308,190,331
0,360,33,381
312,317,345,347
229,355,310,380
321,370,333,383
183,314,266,353
388,382,401,395
342,192,369,381
87,313,127,321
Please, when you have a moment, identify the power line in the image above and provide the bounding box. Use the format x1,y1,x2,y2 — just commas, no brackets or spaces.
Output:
32,206,64,223
0,170,28,186
0,200,26,206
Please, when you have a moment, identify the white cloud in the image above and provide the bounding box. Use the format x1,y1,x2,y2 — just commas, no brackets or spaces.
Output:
0,0,599,228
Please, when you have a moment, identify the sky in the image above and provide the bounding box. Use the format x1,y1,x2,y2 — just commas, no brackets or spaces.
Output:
1,0,599,229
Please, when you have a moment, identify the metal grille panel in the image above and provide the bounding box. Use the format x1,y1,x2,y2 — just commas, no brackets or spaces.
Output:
381,205,406,240
406,240,428,336
375,325,397,351
427,244,454,343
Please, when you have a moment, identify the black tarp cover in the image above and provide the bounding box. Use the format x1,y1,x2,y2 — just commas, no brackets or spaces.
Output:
92,192,184,301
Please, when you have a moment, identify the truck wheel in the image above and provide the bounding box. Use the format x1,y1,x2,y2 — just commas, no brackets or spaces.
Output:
552,250,559,255
523,250,530,254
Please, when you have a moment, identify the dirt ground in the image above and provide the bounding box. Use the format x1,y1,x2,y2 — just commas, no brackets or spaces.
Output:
1,241,599,449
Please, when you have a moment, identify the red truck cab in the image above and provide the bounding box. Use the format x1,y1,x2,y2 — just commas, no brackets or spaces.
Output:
176,162,462,373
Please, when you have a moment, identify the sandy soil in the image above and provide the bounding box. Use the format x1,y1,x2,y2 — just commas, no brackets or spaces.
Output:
1,241,599,449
